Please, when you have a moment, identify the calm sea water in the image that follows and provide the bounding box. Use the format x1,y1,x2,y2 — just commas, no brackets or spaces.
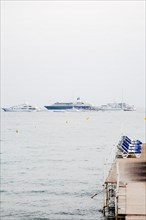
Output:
1,109,145,220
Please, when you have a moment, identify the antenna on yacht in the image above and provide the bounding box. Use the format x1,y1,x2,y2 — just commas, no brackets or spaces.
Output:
121,89,124,110
77,97,80,103
24,99,28,105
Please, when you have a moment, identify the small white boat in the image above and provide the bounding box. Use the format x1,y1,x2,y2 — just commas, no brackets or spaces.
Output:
2,103,41,112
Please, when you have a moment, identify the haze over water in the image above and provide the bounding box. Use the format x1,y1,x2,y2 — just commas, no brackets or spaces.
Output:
1,109,145,220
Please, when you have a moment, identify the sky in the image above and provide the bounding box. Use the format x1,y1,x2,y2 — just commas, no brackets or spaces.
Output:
1,0,145,108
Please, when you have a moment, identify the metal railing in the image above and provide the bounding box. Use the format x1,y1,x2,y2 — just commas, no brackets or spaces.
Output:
104,144,117,182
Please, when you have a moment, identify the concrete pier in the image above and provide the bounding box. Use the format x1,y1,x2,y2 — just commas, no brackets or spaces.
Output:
103,144,146,220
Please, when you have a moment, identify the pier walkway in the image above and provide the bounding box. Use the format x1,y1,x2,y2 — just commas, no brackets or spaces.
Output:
104,144,146,220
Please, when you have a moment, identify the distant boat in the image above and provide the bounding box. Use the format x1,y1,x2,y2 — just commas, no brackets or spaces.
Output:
98,103,135,111
2,103,41,112
44,98,94,111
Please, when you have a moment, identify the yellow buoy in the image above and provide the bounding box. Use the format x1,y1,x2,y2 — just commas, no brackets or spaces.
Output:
86,117,90,120
144,117,146,120
16,129,19,133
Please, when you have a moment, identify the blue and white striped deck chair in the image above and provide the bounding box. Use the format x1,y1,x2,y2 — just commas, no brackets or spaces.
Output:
119,136,142,158
117,136,142,158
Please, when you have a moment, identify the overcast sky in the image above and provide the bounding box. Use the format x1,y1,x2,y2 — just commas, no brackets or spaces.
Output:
1,1,145,108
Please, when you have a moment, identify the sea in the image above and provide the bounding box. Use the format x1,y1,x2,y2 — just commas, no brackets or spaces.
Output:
1,109,145,220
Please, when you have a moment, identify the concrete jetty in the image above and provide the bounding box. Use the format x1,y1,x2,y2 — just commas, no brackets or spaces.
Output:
103,143,146,220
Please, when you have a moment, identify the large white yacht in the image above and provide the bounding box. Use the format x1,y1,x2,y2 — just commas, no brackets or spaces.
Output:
2,103,41,112
98,102,135,111
44,98,94,111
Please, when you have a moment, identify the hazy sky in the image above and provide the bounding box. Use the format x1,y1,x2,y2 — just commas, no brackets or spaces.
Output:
1,1,145,108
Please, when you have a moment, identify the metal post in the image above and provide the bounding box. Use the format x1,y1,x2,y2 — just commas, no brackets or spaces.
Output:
115,162,120,217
